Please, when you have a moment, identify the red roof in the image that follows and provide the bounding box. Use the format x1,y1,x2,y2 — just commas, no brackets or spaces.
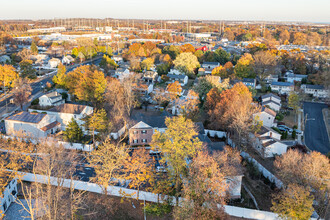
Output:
196,46,208,51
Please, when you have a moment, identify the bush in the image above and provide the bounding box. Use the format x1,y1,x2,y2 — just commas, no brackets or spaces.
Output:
272,127,281,133
275,113,284,121
61,92,68,100
31,98,39,106
144,202,172,217
292,130,297,139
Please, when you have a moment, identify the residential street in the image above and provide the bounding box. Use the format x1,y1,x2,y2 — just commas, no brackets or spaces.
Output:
303,102,330,154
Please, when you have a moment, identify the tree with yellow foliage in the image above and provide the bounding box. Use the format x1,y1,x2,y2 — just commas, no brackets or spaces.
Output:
0,64,19,89
87,139,129,195
173,52,200,75
66,65,106,106
234,53,255,78
166,81,182,100
151,116,203,204
271,184,314,220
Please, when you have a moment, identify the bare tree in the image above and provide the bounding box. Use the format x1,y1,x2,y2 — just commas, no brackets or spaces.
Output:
12,78,32,110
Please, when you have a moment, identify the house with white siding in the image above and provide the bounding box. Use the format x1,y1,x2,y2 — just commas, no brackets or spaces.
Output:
39,91,65,107
0,175,18,215
261,93,281,111
253,106,277,128
250,126,288,158
5,111,60,138
301,84,329,98
270,82,294,95
29,103,93,131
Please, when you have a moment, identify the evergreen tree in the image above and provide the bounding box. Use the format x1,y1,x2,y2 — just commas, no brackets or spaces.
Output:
63,118,83,143
31,41,38,55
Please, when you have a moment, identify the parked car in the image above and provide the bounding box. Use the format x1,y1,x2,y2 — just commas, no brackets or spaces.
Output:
295,129,303,135
278,125,293,133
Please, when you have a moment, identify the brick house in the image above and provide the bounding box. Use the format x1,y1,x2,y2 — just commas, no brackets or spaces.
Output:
129,121,154,146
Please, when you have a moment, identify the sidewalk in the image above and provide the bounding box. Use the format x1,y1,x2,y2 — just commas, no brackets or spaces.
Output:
322,108,330,145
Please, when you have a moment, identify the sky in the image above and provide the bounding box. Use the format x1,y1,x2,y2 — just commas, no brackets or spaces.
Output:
1,0,330,23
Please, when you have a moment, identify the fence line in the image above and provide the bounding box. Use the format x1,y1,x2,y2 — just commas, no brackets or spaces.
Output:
18,171,304,220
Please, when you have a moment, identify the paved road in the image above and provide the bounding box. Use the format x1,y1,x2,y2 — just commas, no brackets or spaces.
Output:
303,102,330,154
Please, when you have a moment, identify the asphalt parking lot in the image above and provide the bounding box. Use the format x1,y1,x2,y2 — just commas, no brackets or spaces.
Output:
303,102,330,154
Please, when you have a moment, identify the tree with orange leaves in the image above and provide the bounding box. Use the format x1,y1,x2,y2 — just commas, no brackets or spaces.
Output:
123,148,154,198
166,81,182,100
208,82,257,147
174,150,228,219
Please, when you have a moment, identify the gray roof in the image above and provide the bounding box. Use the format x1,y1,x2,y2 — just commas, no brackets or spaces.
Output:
262,99,281,106
261,93,281,101
243,78,256,83
6,111,46,124
271,82,294,87
167,74,187,79
48,103,87,114
305,84,325,90
130,111,172,129
287,74,307,78
203,62,220,66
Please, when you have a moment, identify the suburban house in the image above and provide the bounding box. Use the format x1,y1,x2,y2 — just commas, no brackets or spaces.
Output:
62,55,75,65
285,73,307,83
166,74,188,86
168,68,184,75
129,121,154,146
0,175,18,215
270,82,294,95
0,55,11,64
48,58,61,68
253,106,277,128
201,62,220,74
114,68,131,80
29,103,93,130
170,90,199,115
5,111,60,138
261,93,281,111
250,126,288,158
242,78,257,88
301,84,329,98
39,91,65,107
112,55,123,63
128,112,171,146
142,71,158,83
132,81,154,95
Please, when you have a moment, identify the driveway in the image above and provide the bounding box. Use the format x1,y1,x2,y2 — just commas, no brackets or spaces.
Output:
303,102,330,154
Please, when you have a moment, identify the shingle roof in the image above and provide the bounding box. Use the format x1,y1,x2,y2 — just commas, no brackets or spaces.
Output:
40,121,61,131
243,78,256,83
262,100,281,107
6,112,46,124
48,103,88,114
203,62,220,66
130,111,172,129
261,93,281,101
262,140,277,147
131,121,153,129
271,82,294,87
305,84,325,90
167,74,187,79
261,106,277,117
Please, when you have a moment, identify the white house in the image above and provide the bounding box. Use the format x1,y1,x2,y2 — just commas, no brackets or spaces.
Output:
270,82,294,95
0,175,18,215
115,68,132,80
62,55,75,65
301,84,329,98
39,91,65,107
48,58,61,68
0,55,11,64
5,111,60,138
166,74,188,86
286,73,307,83
253,106,277,128
261,93,281,111
201,62,220,74
250,126,288,158
243,78,257,88
29,103,93,131
168,68,184,75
